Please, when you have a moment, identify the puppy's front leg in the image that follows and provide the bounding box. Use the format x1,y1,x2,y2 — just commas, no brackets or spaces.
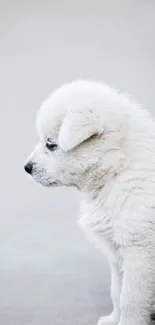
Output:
118,247,155,325
97,261,121,325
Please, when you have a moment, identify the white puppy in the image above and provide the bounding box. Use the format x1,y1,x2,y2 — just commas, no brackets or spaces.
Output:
25,80,155,325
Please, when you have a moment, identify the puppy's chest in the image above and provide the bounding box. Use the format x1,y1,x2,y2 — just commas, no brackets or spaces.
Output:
79,186,126,246
79,206,114,244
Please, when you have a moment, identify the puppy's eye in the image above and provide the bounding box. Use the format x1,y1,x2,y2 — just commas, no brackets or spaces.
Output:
46,139,58,151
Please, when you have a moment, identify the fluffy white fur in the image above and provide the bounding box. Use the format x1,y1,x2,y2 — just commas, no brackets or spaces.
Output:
25,80,155,325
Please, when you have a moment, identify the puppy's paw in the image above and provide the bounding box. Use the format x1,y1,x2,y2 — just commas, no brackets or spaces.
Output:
97,313,119,325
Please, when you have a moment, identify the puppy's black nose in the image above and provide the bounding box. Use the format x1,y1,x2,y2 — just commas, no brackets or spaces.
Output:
24,162,33,174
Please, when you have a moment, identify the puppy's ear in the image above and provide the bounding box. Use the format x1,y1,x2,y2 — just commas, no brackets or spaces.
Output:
58,108,104,151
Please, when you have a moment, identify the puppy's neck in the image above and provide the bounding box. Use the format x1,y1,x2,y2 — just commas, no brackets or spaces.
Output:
78,151,125,194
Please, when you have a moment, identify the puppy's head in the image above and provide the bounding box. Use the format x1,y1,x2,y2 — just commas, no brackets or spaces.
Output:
25,81,125,190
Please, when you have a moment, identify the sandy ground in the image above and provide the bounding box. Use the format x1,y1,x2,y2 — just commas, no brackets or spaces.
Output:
0,0,155,324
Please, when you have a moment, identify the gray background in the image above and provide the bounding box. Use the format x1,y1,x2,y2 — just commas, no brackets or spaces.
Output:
0,0,155,324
